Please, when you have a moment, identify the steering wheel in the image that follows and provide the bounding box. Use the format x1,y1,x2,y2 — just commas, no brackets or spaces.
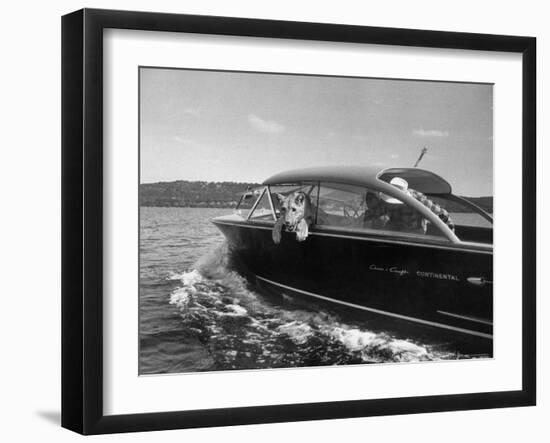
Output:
343,205,360,219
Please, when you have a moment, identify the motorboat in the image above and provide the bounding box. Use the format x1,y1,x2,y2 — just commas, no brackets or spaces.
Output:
212,166,493,340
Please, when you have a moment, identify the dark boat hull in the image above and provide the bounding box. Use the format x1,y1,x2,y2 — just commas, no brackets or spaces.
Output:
213,217,493,340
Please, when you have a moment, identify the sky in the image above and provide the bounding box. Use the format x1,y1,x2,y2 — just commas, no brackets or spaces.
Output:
140,68,493,196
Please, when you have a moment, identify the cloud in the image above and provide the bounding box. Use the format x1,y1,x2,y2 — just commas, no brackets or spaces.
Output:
248,114,285,134
413,129,449,137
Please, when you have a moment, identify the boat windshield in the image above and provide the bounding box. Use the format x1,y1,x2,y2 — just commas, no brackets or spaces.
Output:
425,194,493,244
248,187,274,221
315,182,448,241
235,187,264,214
241,181,494,244
242,183,318,221
426,195,492,227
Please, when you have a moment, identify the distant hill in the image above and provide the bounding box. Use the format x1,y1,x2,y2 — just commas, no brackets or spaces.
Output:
139,180,260,208
139,180,493,213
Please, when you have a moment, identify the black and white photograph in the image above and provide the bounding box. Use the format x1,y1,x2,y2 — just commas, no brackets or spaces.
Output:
139,67,494,375
0,0,545,439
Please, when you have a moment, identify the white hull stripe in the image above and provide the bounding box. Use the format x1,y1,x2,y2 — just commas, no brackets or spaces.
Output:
256,275,493,340
436,310,493,326
212,220,492,254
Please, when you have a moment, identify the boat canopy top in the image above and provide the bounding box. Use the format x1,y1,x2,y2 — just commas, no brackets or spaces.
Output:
263,166,452,195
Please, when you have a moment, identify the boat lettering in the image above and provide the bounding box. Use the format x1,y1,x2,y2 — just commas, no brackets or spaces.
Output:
369,264,459,281
416,271,460,281
369,264,409,276
389,267,409,277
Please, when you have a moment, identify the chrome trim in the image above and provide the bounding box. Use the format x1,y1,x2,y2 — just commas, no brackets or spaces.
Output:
466,277,493,287
437,310,493,326
266,187,277,221
256,276,493,340
246,187,267,221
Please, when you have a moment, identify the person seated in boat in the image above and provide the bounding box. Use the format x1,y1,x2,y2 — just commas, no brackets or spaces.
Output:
380,177,428,235
384,202,428,234
363,191,390,229
408,188,456,232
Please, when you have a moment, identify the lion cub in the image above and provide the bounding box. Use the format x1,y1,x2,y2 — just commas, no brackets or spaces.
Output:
272,192,314,244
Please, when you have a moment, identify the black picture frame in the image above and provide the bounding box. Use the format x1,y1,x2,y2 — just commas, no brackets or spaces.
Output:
61,8,536,435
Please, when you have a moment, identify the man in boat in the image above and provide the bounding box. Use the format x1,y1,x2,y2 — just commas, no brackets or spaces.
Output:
375,177,428,234
384,200,428,234
363,191,390,229
377,177,455,234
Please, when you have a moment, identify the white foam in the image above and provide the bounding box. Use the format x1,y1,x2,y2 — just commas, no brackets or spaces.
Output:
277,321,314,344
168,269,203,284
328,327,380,352
324,326,430,361
168,270,205,307
225,304,248,316
387,339,429,359
169,287,191,308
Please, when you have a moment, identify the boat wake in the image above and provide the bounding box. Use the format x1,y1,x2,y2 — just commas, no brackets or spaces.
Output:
167,242,464,372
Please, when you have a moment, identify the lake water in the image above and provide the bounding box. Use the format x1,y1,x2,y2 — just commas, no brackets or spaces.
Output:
139,207,491,375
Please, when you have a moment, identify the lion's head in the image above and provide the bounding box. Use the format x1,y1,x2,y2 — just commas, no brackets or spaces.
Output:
272,192,314,243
